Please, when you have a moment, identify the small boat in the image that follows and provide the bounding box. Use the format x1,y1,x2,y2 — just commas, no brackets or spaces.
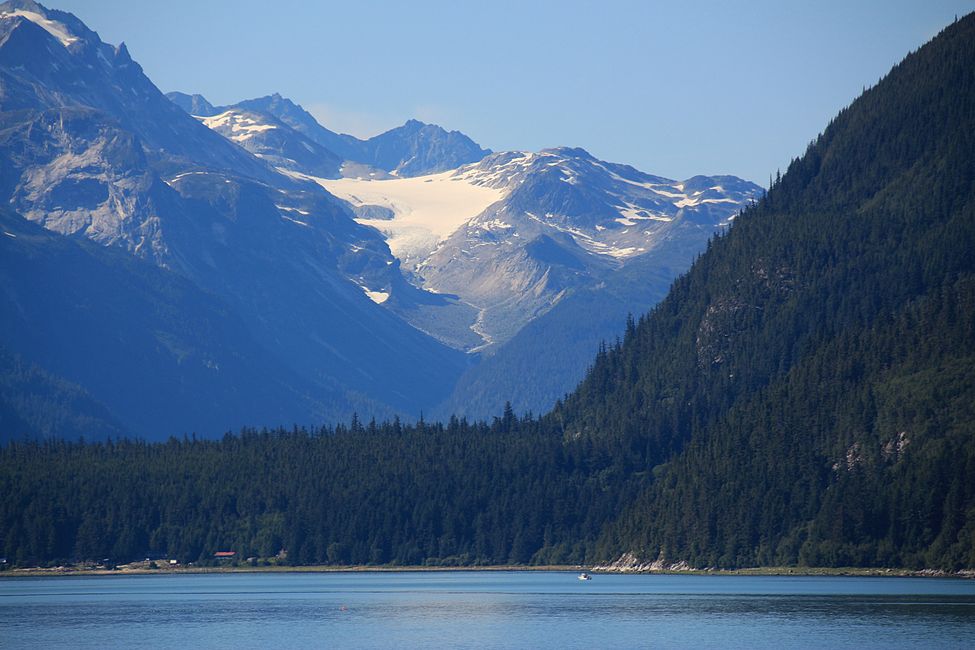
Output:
578,572,591,581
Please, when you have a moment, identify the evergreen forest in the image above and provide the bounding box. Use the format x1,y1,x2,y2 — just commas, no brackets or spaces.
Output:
2,15,974,571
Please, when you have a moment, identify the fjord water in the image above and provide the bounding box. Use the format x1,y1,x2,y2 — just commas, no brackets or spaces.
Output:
1,572,973,649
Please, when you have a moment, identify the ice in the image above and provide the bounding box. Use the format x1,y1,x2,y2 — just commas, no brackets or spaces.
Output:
312,170,506,266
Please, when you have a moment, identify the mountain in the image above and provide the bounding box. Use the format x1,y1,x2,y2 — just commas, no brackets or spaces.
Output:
362,118,492,177
415,149,760,349
320,149,761,353
317,148,760,418
553,13,975,569
0,1,467,437
197,107,343,178
216,93,491,176
6,0,754,438
192,88,761,407
232,92,364,161
165,90,218,117
0,2,274,186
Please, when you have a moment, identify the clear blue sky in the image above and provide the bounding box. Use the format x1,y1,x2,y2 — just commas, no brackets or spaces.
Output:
53,0,974,184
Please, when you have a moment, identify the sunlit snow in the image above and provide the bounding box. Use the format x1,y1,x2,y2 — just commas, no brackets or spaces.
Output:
363,288,390,304
311,171,506,266
199,111,277,142
1,9,78,47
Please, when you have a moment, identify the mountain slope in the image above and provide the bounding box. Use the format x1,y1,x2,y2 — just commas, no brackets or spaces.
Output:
435,249,688,420
0,1,467,436
0,1,274,184
227,93,490,176
554,13,975,569
165,90,218,116
198,107,343,177
0,344,126,442
233,92,364,161
0,206,352,439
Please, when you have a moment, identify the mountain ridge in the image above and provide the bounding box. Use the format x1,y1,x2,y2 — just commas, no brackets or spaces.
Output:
169,90,492,178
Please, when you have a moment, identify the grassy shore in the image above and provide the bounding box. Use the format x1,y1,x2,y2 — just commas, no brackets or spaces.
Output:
3,563,972,579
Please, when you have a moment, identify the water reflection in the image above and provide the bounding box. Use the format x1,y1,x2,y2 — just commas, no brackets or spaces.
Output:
1,572,973,649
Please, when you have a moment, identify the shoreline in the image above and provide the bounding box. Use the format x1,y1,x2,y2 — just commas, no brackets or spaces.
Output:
2,564,973,579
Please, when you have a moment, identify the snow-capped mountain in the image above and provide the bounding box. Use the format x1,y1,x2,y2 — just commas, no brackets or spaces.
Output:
421,151,763,419
183,92,492,178
198,107,343,178
232,92,364,161
0,1,467,437
317,148,762,351
453,148,758,260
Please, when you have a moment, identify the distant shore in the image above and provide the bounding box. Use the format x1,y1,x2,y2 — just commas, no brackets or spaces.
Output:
3,563,973,579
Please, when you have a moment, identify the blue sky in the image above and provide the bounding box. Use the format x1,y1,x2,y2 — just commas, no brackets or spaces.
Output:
53,0,974,184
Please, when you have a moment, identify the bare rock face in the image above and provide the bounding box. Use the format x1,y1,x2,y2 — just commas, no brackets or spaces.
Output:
0,1,468,436
592,552,696,572
7,108,172,264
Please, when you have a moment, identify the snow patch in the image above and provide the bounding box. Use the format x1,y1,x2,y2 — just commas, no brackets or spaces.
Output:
311,170,507,267
364,289,390,304
479,219,513,231
164,171,212,187
199,111,277,142
276,205,310,216
280,214,310,228
2,9,79,47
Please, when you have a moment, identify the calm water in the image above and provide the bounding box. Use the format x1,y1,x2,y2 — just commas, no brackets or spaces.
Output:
1,571,973,649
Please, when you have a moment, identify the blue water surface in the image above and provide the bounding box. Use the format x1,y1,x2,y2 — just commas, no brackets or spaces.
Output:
1,571,973,648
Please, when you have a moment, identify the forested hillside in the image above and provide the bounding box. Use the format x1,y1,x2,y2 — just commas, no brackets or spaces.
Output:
0,417,640,566
554,12,975,568
1,15,973,571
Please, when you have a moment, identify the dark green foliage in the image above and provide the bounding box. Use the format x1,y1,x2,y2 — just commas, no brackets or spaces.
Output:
0,418,638,566
552,13,975,569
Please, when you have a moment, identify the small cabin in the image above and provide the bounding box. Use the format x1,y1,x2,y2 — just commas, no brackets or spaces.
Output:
213,551,236,559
